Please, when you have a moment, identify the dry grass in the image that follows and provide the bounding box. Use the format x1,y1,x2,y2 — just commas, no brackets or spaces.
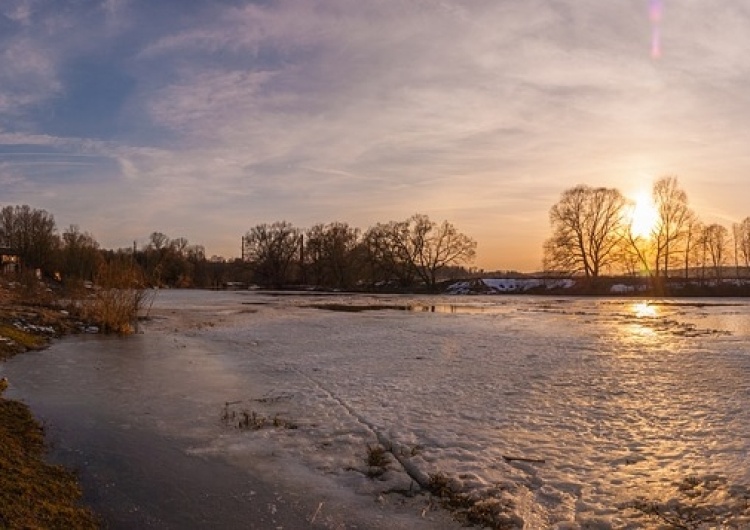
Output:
0,384,98,529
220,403,298,431
625,475,750,529
365,444,391,478
426,473,520,529
74,261,153,334
0,282,77,360
0,280,99,528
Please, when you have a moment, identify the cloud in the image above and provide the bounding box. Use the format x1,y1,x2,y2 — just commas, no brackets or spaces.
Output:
1,0,35,25
3,1,750,270
0,38,61,115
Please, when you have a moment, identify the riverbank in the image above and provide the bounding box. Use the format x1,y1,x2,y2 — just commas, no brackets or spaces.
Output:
0,281,98,529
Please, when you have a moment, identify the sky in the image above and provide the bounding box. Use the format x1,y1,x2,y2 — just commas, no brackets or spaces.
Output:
2,0,750,272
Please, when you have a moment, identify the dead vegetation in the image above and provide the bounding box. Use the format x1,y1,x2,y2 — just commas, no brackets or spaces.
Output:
0,282,80,360
625,475,750,529
71,261,154,334
426,472,521,529
0,381,98,529
365,444,391,478
0,281,102,527
220,402,298,431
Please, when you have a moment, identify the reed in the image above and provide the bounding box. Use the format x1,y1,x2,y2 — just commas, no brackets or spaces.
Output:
81,260,153,334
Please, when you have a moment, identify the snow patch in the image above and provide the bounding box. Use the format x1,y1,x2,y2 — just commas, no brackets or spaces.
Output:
447,278,575,294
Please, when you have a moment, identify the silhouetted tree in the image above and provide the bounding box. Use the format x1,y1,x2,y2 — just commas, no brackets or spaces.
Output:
702,223,729,279
407,215,477,287
59,225,102,282
543,186,628,277
305,222,361,288
0,204,59,274
683,217,703,279
362,220,416,286
651,176,693,278
361,215,476,288
243,221,301,287
138,232,206,287
736,217,750,276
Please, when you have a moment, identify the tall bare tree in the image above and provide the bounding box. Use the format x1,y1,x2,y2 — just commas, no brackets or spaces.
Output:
736,217,750,277
362,220,412,286
702,223,729,279
305,222,361,288
362,214,476,288
60,225,102,282
408,215,477,287
650,176,692,278
243,221,301,287
682,216,702,279
543,185,628,277
0,204,59,273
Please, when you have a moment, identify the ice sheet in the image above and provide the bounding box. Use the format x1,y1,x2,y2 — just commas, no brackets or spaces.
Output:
5,291,750,528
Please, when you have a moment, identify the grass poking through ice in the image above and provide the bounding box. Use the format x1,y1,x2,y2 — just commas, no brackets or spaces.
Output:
624,475,750,529
220,402,298,431
426,472,521,529
365,444,390,479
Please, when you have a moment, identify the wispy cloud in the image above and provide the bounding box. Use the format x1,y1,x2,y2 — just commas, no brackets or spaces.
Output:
2,1,750,269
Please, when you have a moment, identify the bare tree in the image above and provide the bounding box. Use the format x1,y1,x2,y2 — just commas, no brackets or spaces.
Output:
149,231,170,250
651,176,692,278
170,237,190,256
362,214,476,288
732,222,741,279
682,216,702,279
702,223,729,279
408,215,477,287
543,185,628,277
0,204,59,273
737,217,750,278
305,222,361,288
362,220,416,286
60,225,102,282
243,221,301,287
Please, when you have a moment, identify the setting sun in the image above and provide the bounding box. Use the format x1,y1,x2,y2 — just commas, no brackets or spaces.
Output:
630,192,659,238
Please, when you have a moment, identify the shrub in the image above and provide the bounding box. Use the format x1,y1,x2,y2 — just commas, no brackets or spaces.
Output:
81,260,153,334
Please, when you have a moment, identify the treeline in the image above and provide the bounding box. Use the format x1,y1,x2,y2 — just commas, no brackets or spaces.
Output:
242,215,477,289
544,176,750,287
0,205,477,290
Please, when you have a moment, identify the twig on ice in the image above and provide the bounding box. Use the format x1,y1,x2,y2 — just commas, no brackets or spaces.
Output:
310,501,323,524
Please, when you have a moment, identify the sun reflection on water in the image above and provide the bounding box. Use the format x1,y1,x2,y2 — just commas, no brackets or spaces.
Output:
632,301,658,319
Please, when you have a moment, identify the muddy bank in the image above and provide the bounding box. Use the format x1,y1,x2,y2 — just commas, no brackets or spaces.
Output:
0,281,98,529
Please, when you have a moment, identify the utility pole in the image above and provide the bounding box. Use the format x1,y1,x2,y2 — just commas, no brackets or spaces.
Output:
299,234,305,284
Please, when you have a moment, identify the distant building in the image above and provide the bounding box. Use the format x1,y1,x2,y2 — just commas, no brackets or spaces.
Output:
0,247,20,275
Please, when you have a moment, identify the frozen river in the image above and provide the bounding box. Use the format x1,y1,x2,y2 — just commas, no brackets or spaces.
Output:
3,290,750,528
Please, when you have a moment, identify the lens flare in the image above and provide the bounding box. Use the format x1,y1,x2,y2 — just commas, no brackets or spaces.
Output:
649,0,663,59
651,26,661,59
649,0,663,22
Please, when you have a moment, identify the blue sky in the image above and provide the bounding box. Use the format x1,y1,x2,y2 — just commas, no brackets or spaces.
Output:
2,0,750,271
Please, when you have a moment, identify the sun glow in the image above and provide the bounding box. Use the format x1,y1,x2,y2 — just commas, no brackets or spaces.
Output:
632,301,658,318
630,192,659,238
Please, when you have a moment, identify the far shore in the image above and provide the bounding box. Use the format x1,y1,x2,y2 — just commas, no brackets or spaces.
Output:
217,275,750,298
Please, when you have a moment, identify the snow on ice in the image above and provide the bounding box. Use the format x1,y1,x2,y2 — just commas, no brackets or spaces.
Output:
149,291,750,528
5,290,750,528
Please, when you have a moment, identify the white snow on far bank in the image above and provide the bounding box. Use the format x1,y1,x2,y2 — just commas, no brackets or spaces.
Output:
447,278,575,294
